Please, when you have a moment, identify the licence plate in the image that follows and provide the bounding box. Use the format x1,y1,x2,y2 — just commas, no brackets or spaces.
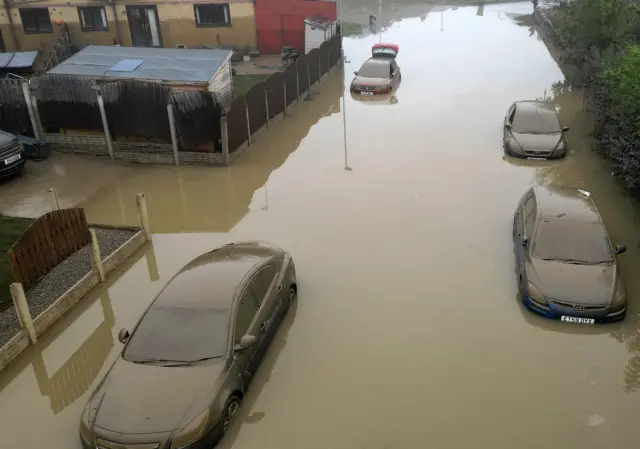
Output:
561,316,595,324
526,157,546,160
4,153,21,165
360,91,374,96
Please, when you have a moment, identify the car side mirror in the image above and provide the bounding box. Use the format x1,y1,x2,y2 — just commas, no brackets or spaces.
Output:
353,70,358,75
562,126,570,132
521,236,529,247
505,122,511,129
234,334,258,352
615,244,626,255
117,328,130,344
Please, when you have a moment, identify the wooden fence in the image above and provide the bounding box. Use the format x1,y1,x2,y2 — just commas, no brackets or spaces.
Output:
225,34,342,154
8,208,90,290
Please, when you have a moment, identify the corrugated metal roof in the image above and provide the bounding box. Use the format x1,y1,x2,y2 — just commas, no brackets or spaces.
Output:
47,46,232,83
0,51,39,69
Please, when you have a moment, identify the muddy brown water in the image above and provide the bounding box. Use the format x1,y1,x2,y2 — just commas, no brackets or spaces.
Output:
1,3,640,448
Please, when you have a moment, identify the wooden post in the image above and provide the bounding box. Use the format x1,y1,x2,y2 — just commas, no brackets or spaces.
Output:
136,193,151,240
167,103,179,165
245,101,251,145
220,115,229,165
264,89,270,128
283,77,287,116
10,283,37,344
22,81,41,140
318,51,322,82
90,229,105,282
96,91,115,160
47,187,60,210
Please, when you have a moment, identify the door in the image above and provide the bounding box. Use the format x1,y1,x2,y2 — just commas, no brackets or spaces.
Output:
232,288,260,388
516,195,535,283
280,15,302,51
390,59,401,88
126,5,162,47
246,265,280,374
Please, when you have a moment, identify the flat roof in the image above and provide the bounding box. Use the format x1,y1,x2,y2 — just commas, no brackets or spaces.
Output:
0,51,38,69
47,46,232,84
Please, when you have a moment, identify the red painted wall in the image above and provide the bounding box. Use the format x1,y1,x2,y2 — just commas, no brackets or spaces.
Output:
254,0,337,54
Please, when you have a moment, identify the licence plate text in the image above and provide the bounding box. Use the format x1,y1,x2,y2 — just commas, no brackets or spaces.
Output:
561,316,595,324
3,153,21,165
527,157,547,161
360,91,374,96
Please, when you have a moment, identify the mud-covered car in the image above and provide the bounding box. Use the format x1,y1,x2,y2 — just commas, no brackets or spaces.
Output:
513,186,627,324
0,130,25,180
350,43,401,96
503,100,569,160
79,241,297,449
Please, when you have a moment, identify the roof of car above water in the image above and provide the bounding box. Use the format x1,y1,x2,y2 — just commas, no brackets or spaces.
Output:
515,100,556,114
153,242,283,310
532,185,602,224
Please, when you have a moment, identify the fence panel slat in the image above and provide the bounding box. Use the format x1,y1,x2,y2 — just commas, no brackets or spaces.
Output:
246,82,267,135
225,97,248,153
266,72,285,120
308,49,320,86
285,64,298,106
297,54,309,94
9,208,91,290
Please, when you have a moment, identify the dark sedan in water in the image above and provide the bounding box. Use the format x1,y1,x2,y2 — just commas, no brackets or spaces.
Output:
513,186,627,323
503,100,569,160
79,241,297,449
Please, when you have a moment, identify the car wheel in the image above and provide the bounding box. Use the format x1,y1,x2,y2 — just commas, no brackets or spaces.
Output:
222,395,242,434
285,287,297,313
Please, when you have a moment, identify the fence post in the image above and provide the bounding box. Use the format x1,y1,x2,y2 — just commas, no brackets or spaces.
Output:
264,89,270,128
136,193,151,240
30,95,44,139
167,103,179,165
283,76,287,116
10,283,37,344
307,59,312,95
96,90,115,160
90,229,105,282
296,61,300,102
21,81,41,140
318,51,322,83
220,115,229,164
47,187,61,210
245,101,251,145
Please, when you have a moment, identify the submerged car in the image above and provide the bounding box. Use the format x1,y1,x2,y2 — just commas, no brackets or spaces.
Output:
513,186,627,324
350,92,398,105
79,241,297,449
0,130,25,180
350,43,401,95
503,100,569,160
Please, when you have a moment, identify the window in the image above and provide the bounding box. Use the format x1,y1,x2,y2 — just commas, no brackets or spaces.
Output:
78,6,108,31
194,4,231,27
532,221,614,264
508,105,516,124
524,197,535,237
122,306,231,362
19,8,53,34
249,266,278,305
234,290,258,344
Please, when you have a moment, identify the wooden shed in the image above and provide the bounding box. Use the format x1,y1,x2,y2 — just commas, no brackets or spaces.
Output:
304,15,337,55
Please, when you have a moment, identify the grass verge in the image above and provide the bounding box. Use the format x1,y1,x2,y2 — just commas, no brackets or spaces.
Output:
0,214,33,311
233,74,271,97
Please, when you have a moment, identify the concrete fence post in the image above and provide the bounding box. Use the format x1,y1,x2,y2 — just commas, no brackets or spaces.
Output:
220,115,229,164
167,103,180,165
264,89,270,128
22,81,41,140
47,187,60,210
96,91,115,160
10,283,37,344
245,101,251,145
90,229,105,282
136,193,151,240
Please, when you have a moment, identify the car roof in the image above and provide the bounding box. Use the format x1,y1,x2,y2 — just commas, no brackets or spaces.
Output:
153,242,282,310
362,57,391,68
532,185,602,224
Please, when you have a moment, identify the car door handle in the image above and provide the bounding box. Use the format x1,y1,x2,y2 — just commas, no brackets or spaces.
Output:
259,322,267,333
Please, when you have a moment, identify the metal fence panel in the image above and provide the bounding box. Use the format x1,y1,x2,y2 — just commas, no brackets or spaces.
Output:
0,80,32,135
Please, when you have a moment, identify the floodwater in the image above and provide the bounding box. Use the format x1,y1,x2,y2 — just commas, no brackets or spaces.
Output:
1,2,640,448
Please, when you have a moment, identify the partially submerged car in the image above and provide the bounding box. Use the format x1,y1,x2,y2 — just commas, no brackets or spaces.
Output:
350,43,401,95
503,100,569,160
350,92,398,105
0,130,25,180
513,186,627,324
79,241,297,449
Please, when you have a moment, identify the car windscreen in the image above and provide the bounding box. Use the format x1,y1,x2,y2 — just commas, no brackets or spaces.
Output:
357,60,390,78
532,221,614,264
123,306,230,362
512,108,561,134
